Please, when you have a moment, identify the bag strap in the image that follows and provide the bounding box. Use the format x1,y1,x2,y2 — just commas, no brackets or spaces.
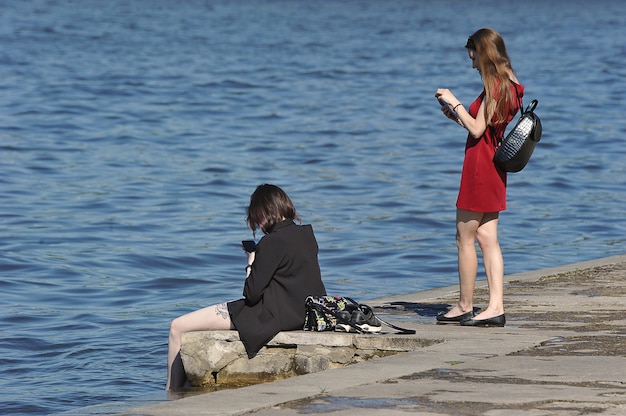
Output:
371,314,416,334
511,80,523,113
525,99,538,113
491,81,525,142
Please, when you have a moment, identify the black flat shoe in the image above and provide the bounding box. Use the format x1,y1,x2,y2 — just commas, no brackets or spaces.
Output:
460,314,506,327
436,311,474,324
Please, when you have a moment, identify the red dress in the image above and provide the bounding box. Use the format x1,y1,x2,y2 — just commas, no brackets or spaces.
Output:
456,82,524,213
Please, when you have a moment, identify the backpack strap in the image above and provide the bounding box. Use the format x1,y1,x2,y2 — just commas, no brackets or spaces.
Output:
491,80,524,143
511,80,523,112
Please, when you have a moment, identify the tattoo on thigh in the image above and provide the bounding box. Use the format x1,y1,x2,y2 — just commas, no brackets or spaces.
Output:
215,303,230,320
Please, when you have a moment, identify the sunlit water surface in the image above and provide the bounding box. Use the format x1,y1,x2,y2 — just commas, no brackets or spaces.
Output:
0,0,624,414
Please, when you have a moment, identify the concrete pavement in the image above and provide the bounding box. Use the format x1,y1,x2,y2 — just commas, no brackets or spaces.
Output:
92,254,626,415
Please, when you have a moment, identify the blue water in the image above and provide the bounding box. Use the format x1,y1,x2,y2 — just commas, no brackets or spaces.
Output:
1,0,625,414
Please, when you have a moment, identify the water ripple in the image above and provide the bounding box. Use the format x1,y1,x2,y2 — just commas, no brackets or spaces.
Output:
1,0,625,414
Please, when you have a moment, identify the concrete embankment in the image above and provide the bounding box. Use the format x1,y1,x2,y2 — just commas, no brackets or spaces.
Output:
68,254,626,416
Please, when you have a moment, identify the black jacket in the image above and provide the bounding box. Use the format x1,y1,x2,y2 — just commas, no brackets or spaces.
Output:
227,220,326,357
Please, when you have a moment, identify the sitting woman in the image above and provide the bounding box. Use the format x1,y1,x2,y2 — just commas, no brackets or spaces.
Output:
166,184,327,390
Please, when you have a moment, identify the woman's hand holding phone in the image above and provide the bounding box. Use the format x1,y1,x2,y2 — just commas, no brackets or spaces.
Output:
242,240,256,275
438,98,458,120
242,240,256,252
435,89,461,122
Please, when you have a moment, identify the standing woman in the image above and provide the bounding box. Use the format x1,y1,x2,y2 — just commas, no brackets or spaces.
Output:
166,184,326,390
435,28,524,327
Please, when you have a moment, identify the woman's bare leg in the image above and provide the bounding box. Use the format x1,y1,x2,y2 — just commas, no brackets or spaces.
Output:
474,212,505,320
166,302,233,390
446,209,483,317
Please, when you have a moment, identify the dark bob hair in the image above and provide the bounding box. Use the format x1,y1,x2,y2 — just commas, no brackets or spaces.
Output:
246,184,300,235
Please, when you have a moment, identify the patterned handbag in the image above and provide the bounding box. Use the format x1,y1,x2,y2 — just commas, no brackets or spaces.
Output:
303,295,415,334
303,296,360,332
493,98,543,172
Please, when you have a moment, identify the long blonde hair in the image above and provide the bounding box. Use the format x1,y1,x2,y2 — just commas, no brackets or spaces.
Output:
465,28,516,127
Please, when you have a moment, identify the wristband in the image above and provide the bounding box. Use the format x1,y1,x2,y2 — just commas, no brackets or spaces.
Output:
453,103,463,111
245,264,252,272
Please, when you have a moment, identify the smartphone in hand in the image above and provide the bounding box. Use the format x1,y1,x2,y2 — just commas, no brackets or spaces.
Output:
242,240,256,252
438,98,458,118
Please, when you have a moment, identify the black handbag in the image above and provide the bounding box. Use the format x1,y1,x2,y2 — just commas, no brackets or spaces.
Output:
493,98,542,172
303,295,415,334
